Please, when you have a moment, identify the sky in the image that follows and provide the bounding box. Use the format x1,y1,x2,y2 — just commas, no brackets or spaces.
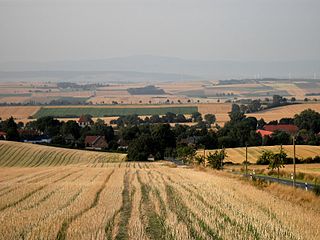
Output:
0,0,319,62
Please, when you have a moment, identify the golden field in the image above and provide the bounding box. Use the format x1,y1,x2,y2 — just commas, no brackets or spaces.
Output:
226,163,320,178
0,106,40,120
0,142,319,239
0,141,126,167
0,162,319,239
247,103,320,122
201,145,320,164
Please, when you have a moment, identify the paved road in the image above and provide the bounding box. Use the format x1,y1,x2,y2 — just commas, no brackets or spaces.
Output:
165,157,186,166
166,158,317,191
245,174,316,190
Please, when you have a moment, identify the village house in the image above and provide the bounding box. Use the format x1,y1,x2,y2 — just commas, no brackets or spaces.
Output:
256,129,273,138
0,131,7,140
84,135,108,150
263,124,299,135
78,115,94,127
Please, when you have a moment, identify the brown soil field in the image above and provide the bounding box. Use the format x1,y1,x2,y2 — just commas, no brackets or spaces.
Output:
0,96,31,104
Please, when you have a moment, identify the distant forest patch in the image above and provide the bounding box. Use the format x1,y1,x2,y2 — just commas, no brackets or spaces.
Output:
127,85,166,95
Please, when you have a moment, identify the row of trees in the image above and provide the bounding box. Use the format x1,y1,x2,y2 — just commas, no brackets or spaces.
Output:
2,103,320,162
110,112,216,126
176,146,227,170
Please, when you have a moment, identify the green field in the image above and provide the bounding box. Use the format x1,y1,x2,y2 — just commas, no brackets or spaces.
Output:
0,93,32,97
33,106,198,118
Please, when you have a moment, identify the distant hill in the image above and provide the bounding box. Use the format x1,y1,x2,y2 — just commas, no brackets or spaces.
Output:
1,55,320,80
0,70,198,83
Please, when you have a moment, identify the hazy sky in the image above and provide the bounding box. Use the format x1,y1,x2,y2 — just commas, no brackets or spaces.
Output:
0,0,319,62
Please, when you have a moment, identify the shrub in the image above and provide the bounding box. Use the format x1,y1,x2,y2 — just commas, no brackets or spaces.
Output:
313,185,320,196
207,149,227,170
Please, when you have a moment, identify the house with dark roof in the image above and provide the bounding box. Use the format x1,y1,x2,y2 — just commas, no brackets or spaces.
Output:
78,115,94,127
263,124,299,135
0,131,7,140
85,135,108,150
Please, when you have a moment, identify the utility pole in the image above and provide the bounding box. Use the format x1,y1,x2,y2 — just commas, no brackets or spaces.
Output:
203,147,206,167
293,136,296,187
245,144,248,177
278,144,283,180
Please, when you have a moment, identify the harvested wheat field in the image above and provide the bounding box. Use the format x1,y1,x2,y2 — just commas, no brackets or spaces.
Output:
0,141,126,167
0,161,319,239
227,163,320,178
0,106,40,120
247,103,320,122
201,145,320,164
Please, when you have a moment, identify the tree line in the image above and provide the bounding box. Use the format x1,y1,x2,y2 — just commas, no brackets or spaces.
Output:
1,104,320,161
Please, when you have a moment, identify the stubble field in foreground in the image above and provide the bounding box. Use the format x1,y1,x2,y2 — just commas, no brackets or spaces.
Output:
0,162,319,240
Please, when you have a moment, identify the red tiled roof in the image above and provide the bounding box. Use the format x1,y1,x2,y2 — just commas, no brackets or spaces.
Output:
85,135,99,145
264,124,298,134
256,129,273,137
78,115,93,123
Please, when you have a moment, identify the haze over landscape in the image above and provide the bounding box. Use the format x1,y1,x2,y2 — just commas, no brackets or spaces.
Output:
1,0,320,79
1,1,320,240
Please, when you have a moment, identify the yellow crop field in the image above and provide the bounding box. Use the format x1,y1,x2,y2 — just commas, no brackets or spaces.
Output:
247,103,320,122
227,163,320,178
201,145,320,164
0,141,126,167
0,162,319,239
0,106,40,120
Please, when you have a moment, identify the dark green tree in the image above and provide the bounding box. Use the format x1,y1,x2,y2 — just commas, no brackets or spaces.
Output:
204,114,216,124
191,112,202,122
61,120,81,139
127,134,155,161
34,116,62,137
256,150,274,165
151,124,176,159
176,145,196,163
2,117,19,141
294,109,320,133
268,147,286,179
206,149,227,170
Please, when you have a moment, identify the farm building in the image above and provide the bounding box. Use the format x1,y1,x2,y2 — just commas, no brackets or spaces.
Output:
78,115,94,127
0,131,7,140
256,129,273,137
85,135,108,150
263,124,299,135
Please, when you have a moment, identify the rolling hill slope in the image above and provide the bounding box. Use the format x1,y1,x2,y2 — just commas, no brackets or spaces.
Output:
0,141,126,167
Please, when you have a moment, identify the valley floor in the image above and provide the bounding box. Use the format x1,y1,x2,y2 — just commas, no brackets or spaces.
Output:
0,162,319,239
